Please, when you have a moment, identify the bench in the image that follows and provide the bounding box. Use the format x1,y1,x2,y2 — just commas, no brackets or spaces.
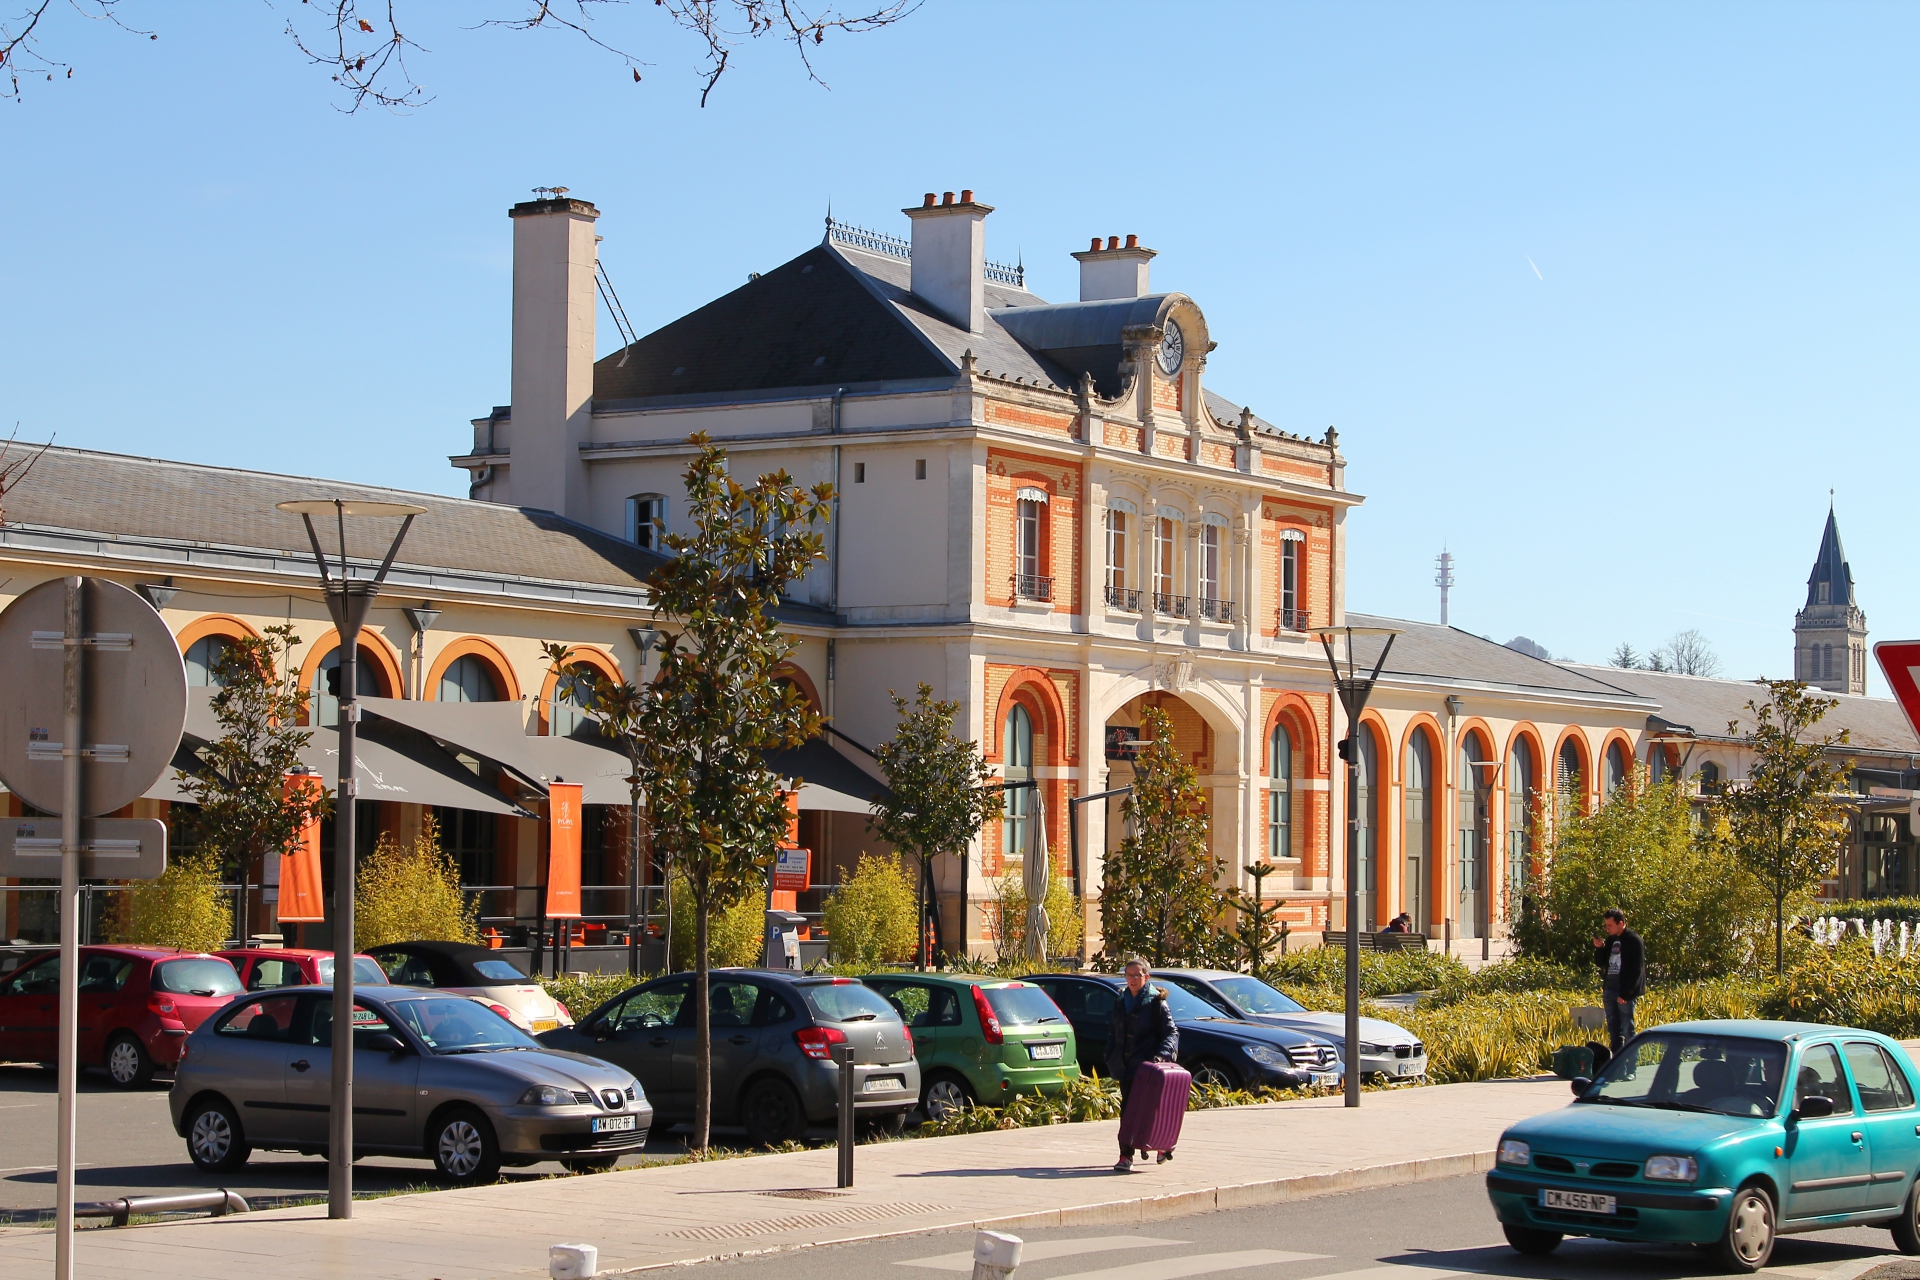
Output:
1320,930,1431,953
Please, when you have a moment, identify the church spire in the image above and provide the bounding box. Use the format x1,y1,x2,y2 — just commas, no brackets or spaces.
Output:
1794,499,1867,695
1804,500,1855,609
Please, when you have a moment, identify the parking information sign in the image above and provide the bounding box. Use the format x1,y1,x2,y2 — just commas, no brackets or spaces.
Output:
772,846,810,891
1875,641,1920,739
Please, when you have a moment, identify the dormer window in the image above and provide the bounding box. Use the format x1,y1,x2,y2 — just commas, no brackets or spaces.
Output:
626,494,666,550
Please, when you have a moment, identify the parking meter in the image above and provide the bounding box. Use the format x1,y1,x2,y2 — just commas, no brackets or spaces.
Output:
764,909,806,970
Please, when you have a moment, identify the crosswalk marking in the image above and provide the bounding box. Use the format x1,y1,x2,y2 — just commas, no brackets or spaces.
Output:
898,1238,1192,1271
1281,1267,1461,1280
1045,1250,1333,1280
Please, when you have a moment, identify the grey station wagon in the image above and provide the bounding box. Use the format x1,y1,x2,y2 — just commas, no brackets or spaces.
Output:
171,986,649,1183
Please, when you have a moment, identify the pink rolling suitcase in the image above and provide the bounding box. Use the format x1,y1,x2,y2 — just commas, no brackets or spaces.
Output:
1118,1060,1191,1154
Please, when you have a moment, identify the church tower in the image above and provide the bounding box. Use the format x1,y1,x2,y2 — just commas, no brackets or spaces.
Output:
1794,504,1868,695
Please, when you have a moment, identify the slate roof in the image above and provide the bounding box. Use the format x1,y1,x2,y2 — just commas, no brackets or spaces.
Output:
1805,506,1857,608
0,445,666,593
1562,663,1920,756
1343,613,1648,702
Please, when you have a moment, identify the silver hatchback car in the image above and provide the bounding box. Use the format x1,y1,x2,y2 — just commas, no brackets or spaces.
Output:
171,986,651,1183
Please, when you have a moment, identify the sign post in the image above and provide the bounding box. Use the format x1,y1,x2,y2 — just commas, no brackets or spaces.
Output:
0,577,186,1280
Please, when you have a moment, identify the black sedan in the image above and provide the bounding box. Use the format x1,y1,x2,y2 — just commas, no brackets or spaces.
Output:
1027,972,1341,1091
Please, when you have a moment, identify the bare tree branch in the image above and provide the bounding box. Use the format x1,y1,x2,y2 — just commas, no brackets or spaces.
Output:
659,0,921,107
280,0,434,113
1,0,151,102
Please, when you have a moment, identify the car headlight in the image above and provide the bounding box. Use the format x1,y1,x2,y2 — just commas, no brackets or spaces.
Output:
1644,1155,1698,1182
1358,1042,1386,1055
1497,1139,1531,1167
1242,1044,1292,1068
519,1084,575,1107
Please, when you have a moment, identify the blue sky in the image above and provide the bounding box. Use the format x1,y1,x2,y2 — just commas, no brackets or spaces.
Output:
2,1,1913,687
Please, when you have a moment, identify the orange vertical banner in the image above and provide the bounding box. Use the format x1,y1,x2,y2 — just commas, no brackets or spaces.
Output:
278,771,326,923
546,782,584,919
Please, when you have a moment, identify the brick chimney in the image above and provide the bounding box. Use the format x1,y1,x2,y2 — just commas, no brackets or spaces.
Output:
1072,233,1156,301
507,193,599,519
903,189,991,333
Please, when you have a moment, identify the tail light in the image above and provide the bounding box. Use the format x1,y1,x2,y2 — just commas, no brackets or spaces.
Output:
484,1002,514,1021
902,1026,914,1059
970,986,1002,1045
555,1002,571,1018
148,995,177,1017
794,1025,848,1061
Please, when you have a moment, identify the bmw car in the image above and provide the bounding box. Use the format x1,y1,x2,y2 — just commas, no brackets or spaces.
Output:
1154,968,1427,1079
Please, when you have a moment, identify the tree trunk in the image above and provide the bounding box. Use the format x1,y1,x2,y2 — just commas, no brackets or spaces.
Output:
1775,886,1786,976
693,890,710,1151
916,856,927,971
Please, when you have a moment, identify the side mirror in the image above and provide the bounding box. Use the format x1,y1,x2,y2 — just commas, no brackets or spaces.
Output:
1570,1076,1593,1097
365,1032,407,1055
1793,1095,1836,1120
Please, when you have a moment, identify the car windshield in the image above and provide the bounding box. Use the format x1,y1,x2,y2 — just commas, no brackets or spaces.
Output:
801,981,898,1023
983,984,1065,1026
152,958,243,997
470,959,529,984
387,998,540,1053
317,957,389,986
1210,976,1307,1015
1585,1033,1788,1118
1143,981,1222,1022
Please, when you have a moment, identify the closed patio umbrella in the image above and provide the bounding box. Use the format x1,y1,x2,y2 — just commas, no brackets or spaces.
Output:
1023,790,1050,963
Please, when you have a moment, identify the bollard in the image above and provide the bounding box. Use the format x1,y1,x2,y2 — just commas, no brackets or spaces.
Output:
76,1189,248,1227
971,1230,1022,1280
835,1042,855,1187
549,1243,598,1280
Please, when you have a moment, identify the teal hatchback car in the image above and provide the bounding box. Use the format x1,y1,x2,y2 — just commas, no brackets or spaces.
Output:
1487,1020,1920,1273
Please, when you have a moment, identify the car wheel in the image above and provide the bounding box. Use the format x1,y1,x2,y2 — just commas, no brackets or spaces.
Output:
1501,1224,1562,1256
862,1110,907,1137
1712,1183,1776,1273
741,1078,806,1148
1190,1059,1240,1090
185,1097,252,1173
922,1073,974,1121
1893,1178,1920,1255
430,1108,502,1184
560,1155,619,1174
105,1033,154,1088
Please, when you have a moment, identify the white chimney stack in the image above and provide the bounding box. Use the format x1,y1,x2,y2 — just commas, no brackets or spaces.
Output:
507,192,599,519
1072,234,1156,301
904,190,990,333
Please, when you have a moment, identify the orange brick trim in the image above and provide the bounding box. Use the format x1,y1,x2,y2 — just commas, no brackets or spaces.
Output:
1261,690,1328,779
985,400,1074,436
772,661,823,713
175,613,262,654
425,636,523,704
985,665,1071,766
294,627,405,725
1550,726,1594,814
1599,729,1638,784
1501,722,1547,784
536,645,624,734
1398,714,1448,791
1455,718,1498,769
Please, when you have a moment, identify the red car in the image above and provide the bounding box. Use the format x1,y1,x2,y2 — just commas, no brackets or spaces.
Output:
215,947,389,992
0,946,243,1087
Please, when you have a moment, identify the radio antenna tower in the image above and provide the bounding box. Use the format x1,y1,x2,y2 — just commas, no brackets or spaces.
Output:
1435,548,1456,626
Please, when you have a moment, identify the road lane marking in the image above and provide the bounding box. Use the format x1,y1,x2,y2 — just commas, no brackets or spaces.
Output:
1044,1251,1334,1280
899,1239,1192,1271
1284,1268,1463,1280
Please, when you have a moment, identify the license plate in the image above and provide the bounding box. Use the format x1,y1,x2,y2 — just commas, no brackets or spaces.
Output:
1028,1042,1063,1060
531,1019,560,1033
1541,1188,1615,1214
591,1115,636,1133
863,1075,903,1093
1397,1061,1419,1075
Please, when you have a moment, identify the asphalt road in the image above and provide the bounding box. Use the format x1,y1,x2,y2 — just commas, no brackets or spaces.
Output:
0,1064,686,1219
690,1172,1898,1280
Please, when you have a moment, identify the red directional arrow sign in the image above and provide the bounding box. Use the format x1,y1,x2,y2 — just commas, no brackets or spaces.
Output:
1875,641,1920,738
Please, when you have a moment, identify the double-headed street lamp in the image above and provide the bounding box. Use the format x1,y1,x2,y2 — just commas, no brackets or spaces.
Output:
276,498,423,1219
1310,623,1400,1109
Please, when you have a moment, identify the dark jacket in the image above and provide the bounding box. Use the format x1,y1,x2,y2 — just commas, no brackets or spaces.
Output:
1106,984,1179,1086
1594,928,1646,998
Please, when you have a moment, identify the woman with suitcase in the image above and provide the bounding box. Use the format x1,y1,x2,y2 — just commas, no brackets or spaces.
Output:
1107,956,1185,1172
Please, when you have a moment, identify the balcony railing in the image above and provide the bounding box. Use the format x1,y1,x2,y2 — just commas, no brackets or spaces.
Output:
1011,573,1054,603
1199,597,1235,624
1277,605,1311,632
1154,592,1190,618
1104,583,1140,611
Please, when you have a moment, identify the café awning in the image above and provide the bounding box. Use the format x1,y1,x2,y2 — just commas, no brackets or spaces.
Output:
764,737,892,814
357,697,631,805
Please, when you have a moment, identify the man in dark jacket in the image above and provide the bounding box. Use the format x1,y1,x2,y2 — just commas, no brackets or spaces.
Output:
1107,956,1178,1171
1591,909,1646,1052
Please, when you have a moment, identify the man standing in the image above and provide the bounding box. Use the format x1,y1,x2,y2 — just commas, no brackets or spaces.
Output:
1107,956,1177,1172
1591,909,1645,1052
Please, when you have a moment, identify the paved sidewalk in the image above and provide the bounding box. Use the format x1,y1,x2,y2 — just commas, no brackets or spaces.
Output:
0,1078,1566,1280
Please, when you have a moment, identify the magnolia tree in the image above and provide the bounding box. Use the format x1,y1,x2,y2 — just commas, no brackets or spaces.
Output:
1715,680,1853,974
867,683,1002,967
1098,705,1224,967
550,433,829,1150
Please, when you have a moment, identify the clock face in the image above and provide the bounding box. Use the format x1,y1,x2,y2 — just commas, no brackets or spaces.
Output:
1157,320,1185,377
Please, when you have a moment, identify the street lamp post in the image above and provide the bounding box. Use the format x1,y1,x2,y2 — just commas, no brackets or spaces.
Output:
1310,624,1400,1109
276,498,423,1220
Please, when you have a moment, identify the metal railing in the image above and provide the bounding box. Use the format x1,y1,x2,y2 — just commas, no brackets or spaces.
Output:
1154,592,1190,618
1277,605,1311,632
1199,597,1235,623
1011,573,1053,602
824,216,1025,287
1104,584,1140,611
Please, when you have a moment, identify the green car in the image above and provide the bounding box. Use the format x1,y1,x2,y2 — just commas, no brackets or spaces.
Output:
1488,1019,1920,1273
860,974,1079,1119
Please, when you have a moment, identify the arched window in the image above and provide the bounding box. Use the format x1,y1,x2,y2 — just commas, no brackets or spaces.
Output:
185,635,234,688
1003,704,1034,859
1403,732,1432,928
1605,741,1629,797
626,494,667,551
550,670,596,738
312,648,383,727
1457,735,1489,936
1697,760,1722,794
439,654,500,704
1356,728,1379,927
1505,738,1535,919
1558,738,1583,811
1267,723,1293,861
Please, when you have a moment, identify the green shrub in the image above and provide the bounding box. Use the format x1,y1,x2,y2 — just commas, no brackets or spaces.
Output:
668,870,766,970
118,853,232,952
541,972,639,1021
983,866,1083,960
1429,956,1594,1005
1760,941,1920,1037
1261,946,1469,997
821,853,918,967
355,821,479,950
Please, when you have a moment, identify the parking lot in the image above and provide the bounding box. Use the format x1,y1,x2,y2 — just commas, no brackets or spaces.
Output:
0,1064,681,1219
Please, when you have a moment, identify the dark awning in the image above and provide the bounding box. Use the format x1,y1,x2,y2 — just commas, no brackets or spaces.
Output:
764,738,892,814
357,697,631,805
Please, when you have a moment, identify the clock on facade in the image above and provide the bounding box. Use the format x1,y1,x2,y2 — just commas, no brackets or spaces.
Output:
1156,320,1185,376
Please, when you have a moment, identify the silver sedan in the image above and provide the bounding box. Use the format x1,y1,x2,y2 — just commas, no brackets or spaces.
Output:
1156,969,1429,1080
170,986,650,1183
